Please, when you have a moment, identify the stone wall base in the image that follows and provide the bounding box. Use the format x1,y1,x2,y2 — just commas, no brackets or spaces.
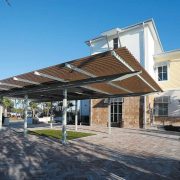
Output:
155,117,180,126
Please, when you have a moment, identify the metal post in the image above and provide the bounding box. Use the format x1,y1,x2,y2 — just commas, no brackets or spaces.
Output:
0,104,3,130
143,96,147,129
62,89,67,144
108,99,111,134
24,95,28,137
50,101,53,129
75,100,78,131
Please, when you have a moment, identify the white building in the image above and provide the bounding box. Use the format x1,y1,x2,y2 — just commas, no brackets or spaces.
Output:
80,19,180,127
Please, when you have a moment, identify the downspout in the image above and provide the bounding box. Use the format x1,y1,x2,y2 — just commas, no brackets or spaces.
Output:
142,22,147,129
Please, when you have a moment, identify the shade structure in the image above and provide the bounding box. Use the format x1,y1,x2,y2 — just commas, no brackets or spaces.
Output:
0,47,162,101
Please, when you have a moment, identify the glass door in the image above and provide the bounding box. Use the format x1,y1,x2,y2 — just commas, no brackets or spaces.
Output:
111,101,122,127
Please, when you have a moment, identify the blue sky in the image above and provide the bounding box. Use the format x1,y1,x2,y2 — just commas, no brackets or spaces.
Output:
0,0,179,79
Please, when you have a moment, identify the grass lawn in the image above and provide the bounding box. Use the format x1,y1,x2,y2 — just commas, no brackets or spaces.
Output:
29,129,95,140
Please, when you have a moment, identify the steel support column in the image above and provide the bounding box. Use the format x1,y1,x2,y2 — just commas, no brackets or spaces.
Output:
143,96,147,129
108,99,111,134
24,95,28,137
50,101,53,129
75,100,78,131
62,89,67,144
0,103,3,130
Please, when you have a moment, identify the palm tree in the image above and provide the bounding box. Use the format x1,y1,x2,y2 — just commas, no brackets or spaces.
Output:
29,102,38,118
43,102,51,116
0,97,14,117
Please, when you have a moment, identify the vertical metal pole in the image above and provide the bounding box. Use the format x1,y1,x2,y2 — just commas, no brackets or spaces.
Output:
0,104,3,130
108,99,111,134
75,100,78,131
143,96,147,129
62,89,67,144
24,95,28,137
50,101,53,129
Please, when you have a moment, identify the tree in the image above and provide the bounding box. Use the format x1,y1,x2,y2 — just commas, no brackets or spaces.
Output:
29,102,38,118
44,102,51,116
1,97,14,117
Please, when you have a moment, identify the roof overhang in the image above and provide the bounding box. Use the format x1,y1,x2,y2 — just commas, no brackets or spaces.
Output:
0,47,162,102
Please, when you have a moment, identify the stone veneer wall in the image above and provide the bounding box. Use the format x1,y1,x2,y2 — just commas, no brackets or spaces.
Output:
91,99,109,126
91,96,144,128
122,97,141,128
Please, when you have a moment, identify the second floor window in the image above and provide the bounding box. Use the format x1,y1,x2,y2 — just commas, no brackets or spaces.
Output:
113,38,118,49
158,65,168,81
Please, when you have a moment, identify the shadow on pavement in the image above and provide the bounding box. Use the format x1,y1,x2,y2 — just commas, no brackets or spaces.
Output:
0,128,179,180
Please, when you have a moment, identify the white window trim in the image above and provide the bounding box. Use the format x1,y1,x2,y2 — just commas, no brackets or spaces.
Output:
155,61,170,82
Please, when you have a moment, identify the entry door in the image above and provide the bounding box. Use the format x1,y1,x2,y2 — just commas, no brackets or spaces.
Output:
110,102,122,127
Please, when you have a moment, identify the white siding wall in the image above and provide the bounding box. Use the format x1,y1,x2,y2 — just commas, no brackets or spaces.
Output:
144,26,156,79
91,38,109,54
91,27,144,65
120,28,143,64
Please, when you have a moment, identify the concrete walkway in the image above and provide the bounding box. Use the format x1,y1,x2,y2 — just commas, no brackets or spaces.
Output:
0,124,180,179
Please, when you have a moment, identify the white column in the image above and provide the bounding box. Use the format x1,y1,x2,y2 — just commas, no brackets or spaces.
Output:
108,99,111,134
62,89,67,144
143,96,147,129
50,102,53,129
24,95,28,137
0,104,3,130
75,100,78,131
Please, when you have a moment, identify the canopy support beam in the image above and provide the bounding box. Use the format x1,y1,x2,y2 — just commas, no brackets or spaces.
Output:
50,101,53,129
62,89,67,144
34,71,68,82
75,100,78,131
24,95,28,137
108,99,111,134
0,82,22,88
65,63,134,93
0,97,3,130
111,50,157,91
13,77,40,85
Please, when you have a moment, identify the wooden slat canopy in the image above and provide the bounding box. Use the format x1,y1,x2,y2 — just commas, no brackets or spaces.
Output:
0,47,162,101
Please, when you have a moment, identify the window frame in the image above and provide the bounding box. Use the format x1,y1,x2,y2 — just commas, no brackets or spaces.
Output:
155,62,170,82
113,38,119,49
158,65,168,81
154,96,169,117
110,101,122,123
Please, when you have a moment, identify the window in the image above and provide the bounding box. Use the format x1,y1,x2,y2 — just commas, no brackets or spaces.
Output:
113,38,118,49
154,96,169,116
158,65,168,81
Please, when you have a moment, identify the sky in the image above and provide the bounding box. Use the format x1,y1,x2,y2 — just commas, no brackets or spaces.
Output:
0,0,179,79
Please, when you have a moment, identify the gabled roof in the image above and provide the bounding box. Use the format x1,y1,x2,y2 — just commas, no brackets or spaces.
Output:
0,47,162,102
85,19,163,52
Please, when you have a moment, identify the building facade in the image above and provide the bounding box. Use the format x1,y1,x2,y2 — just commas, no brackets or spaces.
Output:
153,50,180,126
80,19,180,128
